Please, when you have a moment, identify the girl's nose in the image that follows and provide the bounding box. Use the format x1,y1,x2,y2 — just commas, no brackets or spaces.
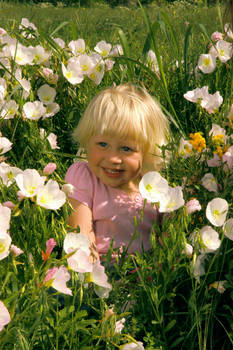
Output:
108,151,122,164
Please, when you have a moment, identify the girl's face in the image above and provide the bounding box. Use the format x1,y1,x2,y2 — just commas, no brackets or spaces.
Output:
87,135,143,192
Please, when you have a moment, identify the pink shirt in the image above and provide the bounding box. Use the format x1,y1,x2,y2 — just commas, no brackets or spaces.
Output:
65,161,160,255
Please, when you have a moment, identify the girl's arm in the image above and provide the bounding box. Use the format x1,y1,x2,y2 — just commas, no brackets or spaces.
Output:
67,197,99,261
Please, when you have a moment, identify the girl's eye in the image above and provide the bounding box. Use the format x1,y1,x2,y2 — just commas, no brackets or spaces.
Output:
122,146,133,152
98,142,108,148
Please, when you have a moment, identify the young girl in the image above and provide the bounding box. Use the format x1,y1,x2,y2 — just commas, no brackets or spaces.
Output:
65,83,169,260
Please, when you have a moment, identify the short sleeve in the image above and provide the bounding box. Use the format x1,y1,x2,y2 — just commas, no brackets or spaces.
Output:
65,162,94,209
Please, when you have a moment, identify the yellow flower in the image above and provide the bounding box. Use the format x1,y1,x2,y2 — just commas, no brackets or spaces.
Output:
189,132,206,152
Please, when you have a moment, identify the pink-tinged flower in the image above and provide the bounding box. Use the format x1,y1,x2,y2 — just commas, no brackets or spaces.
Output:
0,162,23,187
41,68,58,84
47,133,60,150
61,183,74,195
110,44,123,57
200,226,221,252
0,232,12,260
1,100,19,120
115,318,126,333
3,201,15,210
43,103,60,119
184,86,208,103
209,280,226,293
211,31,223,41
36,179,66,210
206,198,228,227
42,238,56,261
198,53,216,74
207,154,221,167
0,204,11,233
223,218,233,240
186,198,201,214
201,173,218,193
31,45,51,65
222,146,233,170
11,244,23,257
121,341,145,350
43,162,57,175
44,266,72,295
0,301,10,331
105,59,115,71
9,43,34,65
17,190,25,201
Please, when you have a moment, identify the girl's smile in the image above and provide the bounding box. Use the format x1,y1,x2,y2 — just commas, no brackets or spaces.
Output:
87,135,143,192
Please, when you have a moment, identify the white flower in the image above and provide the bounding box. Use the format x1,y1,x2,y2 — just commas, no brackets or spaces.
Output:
0,301,11,331
23,101,46,121
206,198,228,227
184,86,208,103
64,232,90,254
0,137,12,155
76,54,95,75
15,169,46,198
0,78,7,102
37,84,56,105
191,253,206,283
62,61,83,85
61,183,74,195
53,37,65,49
183,242,193,257
1,100,19,119
88,53,105,85
0,232,12,260
15,68,31,98
0,204,11,233
0,162,23,187
31,45,51,65
159,186,184,213
9,43,34,65
146,49,159,73
201,90,223,114
200,226,221,252
89,261,112,289
209,280,226,293
36,179,66,210
110,44,123,56
68,39,85,56
121,341,145,350
198,53,216,73
224,23,233,39
94,40,112,58
209,124,227,141
19,18,37,31
94,285,112,298
67,249,93,273
178,137,193,158
223,218,233,240
139,171,169,203
43,103,60,119
201,173,218,193
216,40,233,62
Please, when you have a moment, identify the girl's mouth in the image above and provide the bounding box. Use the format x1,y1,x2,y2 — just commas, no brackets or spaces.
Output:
102,167,124,177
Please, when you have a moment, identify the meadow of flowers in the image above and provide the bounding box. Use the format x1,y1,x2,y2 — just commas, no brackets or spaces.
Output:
0,2,233,349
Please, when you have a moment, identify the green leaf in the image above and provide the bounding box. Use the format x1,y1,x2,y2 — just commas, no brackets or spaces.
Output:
165,319,177,333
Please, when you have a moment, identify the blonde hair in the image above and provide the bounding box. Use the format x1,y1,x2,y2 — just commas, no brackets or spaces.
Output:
73,83,170,172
